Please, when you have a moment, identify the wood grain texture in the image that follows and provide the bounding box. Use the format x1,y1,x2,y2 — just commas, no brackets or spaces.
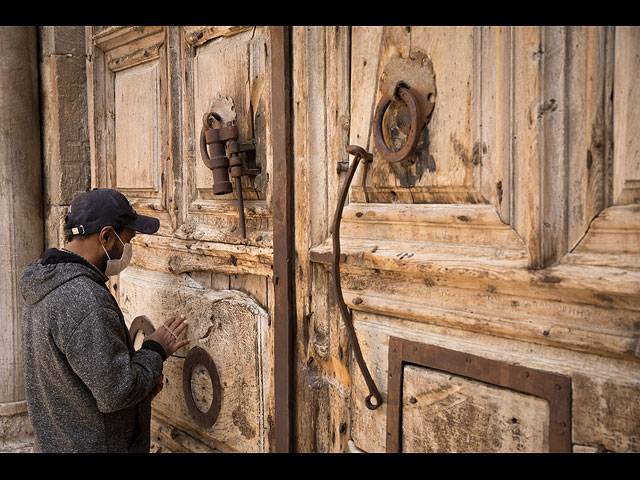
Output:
86,26,277,453
119,266,271,452
308,26,638,452
292,26,353,452
401,365,549,453
349,311,639,453
613,26,640,205
84,25,640,453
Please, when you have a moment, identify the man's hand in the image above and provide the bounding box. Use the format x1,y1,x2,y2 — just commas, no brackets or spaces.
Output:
146,315,190,358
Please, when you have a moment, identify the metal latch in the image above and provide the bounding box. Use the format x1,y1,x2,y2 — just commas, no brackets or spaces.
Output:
200,111,260,239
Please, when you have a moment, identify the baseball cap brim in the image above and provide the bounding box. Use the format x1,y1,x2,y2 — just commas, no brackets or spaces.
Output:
124,214,160,234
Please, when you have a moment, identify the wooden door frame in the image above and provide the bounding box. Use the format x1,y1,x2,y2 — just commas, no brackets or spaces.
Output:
269,26,295,453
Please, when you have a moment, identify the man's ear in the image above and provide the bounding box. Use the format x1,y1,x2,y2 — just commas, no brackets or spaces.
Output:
98,226,115,248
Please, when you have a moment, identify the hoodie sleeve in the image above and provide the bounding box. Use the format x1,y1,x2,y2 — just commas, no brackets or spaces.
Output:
64,306,164,414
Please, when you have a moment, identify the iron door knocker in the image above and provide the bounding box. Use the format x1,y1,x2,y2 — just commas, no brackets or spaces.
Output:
373,82,424,163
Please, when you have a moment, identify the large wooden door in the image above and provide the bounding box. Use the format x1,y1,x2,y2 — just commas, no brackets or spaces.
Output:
86,26,284,453
296,26,639,452
85,26,639,453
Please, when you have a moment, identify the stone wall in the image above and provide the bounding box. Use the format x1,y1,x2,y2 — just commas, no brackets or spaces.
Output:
39,26,91,250
0,26,42,453
0,26,90,453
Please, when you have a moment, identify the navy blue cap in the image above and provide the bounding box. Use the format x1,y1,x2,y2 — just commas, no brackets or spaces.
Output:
65,188,160,235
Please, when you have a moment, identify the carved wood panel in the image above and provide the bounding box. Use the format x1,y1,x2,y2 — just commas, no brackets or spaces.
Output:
114,61,160,192
119,267,270,452
86,25,278,453
350,26,487,205
613,26,640,205
345,26,614,269
88,26,172,236
400,365,550,452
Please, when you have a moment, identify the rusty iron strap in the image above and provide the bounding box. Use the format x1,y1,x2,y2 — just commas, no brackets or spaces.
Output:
332,145,382,410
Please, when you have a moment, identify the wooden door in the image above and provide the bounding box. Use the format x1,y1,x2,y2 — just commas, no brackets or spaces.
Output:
86,26,284,453
297,26,639,453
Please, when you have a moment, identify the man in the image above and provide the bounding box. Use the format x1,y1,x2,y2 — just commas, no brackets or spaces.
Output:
20,188,188,453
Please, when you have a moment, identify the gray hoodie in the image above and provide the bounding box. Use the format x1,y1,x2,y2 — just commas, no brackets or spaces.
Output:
20,248,165,453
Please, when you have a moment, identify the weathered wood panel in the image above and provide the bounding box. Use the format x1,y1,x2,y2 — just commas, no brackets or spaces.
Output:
612,26,640,205
86,26,278,453
88,26,173,240
305,26,639,453
181,26,271,245
310,238,639,362
350,26,485,205
292,26,353,452
119,266,271,452
346,26,612,269
114,61,159,190
510,26,610,268
349,311,639,453
401,365,549,453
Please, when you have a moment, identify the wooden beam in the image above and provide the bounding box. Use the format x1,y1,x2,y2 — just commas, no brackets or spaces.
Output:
269,26,295,453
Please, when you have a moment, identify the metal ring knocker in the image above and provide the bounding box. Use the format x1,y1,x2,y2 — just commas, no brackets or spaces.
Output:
129,315,156,345
373,83,424,163
183,346,222,428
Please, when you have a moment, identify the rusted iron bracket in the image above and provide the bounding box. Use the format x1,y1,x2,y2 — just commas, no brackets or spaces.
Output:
200,111,260,239
182,346,222,429
332,145,383,410
386,336,572,452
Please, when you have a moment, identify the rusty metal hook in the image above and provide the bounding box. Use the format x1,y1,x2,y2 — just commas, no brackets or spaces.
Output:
373,83,424,163
332,145,382,410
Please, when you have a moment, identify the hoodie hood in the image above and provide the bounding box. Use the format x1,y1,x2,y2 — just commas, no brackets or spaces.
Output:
20,249,109,305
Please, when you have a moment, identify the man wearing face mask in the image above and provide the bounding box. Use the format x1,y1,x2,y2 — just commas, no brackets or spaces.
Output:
20,188,188,453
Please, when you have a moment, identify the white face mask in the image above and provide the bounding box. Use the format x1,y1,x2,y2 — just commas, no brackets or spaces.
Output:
102,230,132,276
